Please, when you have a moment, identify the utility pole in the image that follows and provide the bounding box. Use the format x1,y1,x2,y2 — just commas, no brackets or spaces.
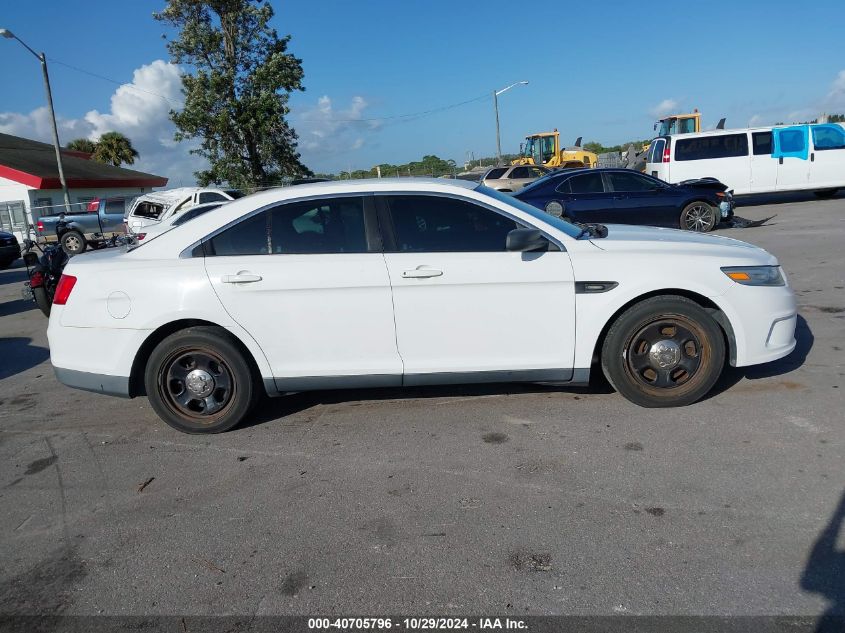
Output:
492,81,529,169
1,29,71,212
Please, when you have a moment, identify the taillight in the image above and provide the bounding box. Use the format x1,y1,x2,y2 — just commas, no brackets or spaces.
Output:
87,198,100,212
662,144,671,163
30,271,45,288
137,233,147,240
53,274,77,305
37,220,44,233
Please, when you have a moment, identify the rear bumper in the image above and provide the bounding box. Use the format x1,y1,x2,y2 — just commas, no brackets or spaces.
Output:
53,367,130,398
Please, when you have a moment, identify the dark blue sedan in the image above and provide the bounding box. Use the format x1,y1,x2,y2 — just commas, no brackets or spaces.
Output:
513,168,734,232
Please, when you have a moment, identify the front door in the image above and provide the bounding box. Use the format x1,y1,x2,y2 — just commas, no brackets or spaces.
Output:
773,126,811,190
810,124,845,189
204,195,403,389
378,194,576,383
605,171,676,227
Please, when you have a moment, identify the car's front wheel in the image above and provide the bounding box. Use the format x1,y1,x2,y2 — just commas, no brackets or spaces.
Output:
601,296,725,408
144,326,258,434
680,202,717,232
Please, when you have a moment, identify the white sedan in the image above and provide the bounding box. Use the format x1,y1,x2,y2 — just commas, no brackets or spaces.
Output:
46,179,797,434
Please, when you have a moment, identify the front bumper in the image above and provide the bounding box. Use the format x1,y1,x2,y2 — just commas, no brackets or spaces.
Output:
720,282,797,367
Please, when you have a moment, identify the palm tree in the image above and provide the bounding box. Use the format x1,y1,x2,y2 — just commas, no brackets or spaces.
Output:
66,138,97,154
92,132,139,167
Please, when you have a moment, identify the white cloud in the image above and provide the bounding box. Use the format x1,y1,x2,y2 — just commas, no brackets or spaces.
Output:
823,69,845,109
293,95,381,166
649,98,679,118
0,59,205,186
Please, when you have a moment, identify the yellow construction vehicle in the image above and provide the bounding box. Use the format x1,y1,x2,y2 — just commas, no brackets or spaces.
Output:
512,130,598,168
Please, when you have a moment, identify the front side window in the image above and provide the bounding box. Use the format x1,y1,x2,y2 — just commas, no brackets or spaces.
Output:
385,195,517,253
540,136,556,163
199,192,228,204
779,130,805,153
529,166,547,178
812,125,845,150
568,173,605,194
607,172,655,192
509,167,531,179
208,196,367,256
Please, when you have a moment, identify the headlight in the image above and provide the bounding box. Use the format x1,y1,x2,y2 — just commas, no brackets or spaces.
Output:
721,265,785,286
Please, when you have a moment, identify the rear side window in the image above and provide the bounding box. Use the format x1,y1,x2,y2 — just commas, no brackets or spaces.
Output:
675,134,748,161
208,196,367,256
752,132,773,155
484,168,507,180
103,198,126,214
567,172,605,194
132,201,165,220
385,195,517,253
509,166,531,179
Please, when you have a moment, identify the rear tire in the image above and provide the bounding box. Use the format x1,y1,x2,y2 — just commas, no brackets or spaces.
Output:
144,326,257,434
814,189,838,199
680,202,717,232
601,296,725,408
32,286,51,317
0,258,13,270
61,230,87,256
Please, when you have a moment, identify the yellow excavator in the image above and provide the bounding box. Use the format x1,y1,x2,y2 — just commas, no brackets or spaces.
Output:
512,130,598,168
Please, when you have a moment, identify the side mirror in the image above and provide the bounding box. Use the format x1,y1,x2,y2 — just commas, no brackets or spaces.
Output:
506,228,549,252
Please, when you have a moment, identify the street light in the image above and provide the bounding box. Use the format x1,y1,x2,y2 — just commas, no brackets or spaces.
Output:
1,28,71,212
493,80,528,166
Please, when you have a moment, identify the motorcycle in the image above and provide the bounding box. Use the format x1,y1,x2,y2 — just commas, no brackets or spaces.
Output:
21,235,69,318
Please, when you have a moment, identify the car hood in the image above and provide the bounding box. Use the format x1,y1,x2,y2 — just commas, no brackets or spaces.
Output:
588,224,775,263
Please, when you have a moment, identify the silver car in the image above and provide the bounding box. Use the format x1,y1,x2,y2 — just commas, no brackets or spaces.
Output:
481,165,550,192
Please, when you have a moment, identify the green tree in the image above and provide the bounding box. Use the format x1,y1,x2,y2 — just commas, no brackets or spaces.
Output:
155,0,310,189
91,132,140,167
66,138,97,154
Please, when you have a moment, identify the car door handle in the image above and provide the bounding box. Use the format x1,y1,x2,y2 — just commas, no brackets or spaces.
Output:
401,266,443,279
221,272,262,284
612,195,627,200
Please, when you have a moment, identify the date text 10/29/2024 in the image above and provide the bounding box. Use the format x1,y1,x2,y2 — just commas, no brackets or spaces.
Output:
308,618,528,630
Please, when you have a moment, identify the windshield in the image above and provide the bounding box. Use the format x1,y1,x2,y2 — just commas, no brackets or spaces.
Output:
657,119,673,137
475,185,581,239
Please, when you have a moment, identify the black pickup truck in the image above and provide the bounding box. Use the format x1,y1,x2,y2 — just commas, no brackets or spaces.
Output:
35,197,129,255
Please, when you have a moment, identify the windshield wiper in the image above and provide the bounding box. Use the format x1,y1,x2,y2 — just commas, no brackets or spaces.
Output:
575,222,609,239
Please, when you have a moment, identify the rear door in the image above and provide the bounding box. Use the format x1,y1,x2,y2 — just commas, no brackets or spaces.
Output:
204,195,403,388
809,124,845,189
378,193,575,382
606,171,677,227
556,171,611,222
750,131,777,193
773,126,810,190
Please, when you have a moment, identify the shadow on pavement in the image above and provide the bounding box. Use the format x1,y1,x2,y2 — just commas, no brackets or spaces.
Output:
735,190,842,208
801,489,845,631
0,337,49,380
709,313,813,396
0,266,27,287
0,298,37,318
244,379,615,429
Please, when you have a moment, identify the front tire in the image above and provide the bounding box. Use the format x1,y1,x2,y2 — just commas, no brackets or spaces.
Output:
680,202,717,232
601,296,726,408
60,230,87,256
144,326,257,434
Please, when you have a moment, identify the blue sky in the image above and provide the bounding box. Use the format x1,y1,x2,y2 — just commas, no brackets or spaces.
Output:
2,0,844,181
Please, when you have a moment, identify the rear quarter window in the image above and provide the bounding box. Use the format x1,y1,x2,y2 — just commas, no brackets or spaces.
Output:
675,134,748,161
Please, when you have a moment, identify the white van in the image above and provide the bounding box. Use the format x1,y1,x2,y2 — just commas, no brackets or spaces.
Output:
124,187,243,234
646,123,845,196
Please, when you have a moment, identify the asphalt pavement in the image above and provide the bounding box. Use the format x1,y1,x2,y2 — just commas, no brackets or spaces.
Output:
0,191,843,620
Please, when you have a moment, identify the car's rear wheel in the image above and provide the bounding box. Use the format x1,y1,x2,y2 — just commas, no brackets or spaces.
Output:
60,230,87,256
144,327,257,434
601,296,725,408
680,202,717,232
32,286,52,317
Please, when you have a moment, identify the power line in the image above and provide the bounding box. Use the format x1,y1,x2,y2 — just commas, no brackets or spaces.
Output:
47,57,178,105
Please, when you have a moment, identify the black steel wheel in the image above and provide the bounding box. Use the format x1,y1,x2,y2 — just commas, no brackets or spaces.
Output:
601,296,725,407
144,326,257,433
680,202,717,232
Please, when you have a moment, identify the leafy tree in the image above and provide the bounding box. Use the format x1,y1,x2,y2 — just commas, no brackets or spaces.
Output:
155,0,310,189
92,132,140,167
66,138,97,154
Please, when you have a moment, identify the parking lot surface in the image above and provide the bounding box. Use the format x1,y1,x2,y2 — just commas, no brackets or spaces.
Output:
0,192,843,617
